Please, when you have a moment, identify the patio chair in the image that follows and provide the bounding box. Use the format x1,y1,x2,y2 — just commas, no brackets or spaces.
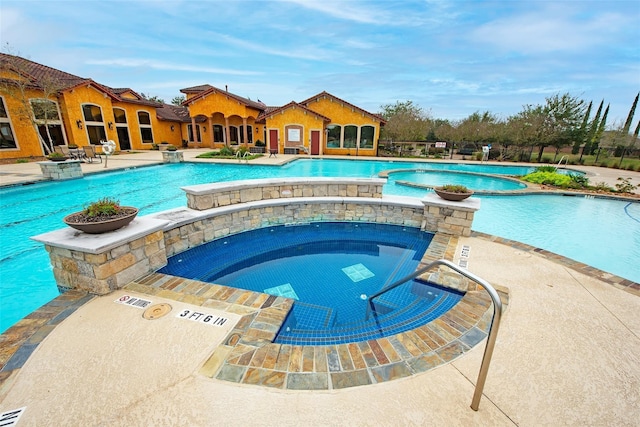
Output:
54,145,78,159
81,145,103,163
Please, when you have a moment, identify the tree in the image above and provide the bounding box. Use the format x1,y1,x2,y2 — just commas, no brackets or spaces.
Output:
572,101,592,154
618,93,640,165
379,100,430,141
171,95,185,105
0,47,64,155
140,93,164,103
537,93,585,162
591,104,609,160
581,100,603,160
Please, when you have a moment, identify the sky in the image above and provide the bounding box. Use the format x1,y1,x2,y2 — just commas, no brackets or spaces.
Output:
1,0,639,125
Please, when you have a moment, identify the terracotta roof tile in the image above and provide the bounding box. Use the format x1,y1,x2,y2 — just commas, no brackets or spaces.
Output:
156,103,191,122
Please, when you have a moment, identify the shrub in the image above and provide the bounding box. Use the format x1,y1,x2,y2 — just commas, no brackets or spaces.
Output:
16,159,28,163
255,139,265,147
439,184,470,193
534,165,557,173
84,197,121,218
568,173,589,188
219,145,235,156
615,177,638,194
474,152,483,161
151,143,159,151
592,182,613,192
522,171,572,187
541,156,552,163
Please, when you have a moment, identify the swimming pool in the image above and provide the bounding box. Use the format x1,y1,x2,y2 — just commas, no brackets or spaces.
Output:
387,169,526,191
158,222,463,345
0,159,637,333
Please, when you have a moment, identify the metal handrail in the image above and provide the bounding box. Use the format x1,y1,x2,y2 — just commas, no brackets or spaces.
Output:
366,258,502,411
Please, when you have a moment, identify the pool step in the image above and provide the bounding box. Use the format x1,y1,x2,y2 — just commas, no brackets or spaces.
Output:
275,287,463,345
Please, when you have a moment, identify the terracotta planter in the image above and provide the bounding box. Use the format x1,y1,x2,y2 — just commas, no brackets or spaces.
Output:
63,207,138,234
434,188,474,201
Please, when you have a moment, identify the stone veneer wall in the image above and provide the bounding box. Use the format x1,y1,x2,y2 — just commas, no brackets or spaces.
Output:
162,200,426,257
37,226,168,295
182,178,384,211
32,178,479,296
38,160,83,180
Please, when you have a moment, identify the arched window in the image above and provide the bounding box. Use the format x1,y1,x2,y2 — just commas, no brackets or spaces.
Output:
137,111,153,144
113,108,131,150
0,97,18,150
82,104,106,145
360,126,374,149
327,125,341,148
343,125,358,148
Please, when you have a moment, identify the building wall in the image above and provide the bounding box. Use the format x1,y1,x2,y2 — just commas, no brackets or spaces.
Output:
304,97,381,156
264,106,325,153
187,91,263,149
0,86,48,159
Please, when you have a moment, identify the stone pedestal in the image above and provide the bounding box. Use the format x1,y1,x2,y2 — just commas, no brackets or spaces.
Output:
38,160,83,180
162,151,184,163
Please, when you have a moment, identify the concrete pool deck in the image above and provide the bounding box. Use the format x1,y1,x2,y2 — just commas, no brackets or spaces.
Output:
1,149,639,196
0,233,638,426
0,152,639,425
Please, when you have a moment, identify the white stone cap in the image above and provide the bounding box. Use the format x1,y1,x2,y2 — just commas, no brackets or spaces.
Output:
31,217,170,254
421,192,481,211
181,177,387,195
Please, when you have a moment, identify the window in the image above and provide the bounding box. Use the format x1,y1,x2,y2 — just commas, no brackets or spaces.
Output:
82,104,106,145
113,108,131,150
32,99,65,146
344,125,357,148
113,108,127,124
187,124,201,143
240,125,253,144
137,111,153,144
0,97,17,149
327,125,341,148
31,99,60,121
360,126,374,149
82,104,103,122
229,126,239,145
213,124,224,143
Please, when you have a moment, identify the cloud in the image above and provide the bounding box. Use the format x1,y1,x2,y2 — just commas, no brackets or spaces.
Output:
86,58,263,76
471,4,631,54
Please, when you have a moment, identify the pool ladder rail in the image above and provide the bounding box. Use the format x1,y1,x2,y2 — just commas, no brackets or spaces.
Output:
366,259,503,412
236,150,250,162
556,155,568,169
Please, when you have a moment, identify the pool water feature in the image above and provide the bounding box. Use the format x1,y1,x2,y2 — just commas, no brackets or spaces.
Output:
158,222,464,345
0,159,636,334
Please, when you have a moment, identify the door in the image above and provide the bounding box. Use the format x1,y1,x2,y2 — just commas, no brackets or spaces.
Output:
311,130,320,155
117,127,131,150
269,129,278,152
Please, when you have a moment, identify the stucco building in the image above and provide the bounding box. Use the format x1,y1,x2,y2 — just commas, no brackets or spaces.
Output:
0,53,384,160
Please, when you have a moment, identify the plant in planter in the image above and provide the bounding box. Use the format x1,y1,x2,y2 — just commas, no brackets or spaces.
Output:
63,197,138,234
47,152,67,162
166,144,177,151
434,184,474,201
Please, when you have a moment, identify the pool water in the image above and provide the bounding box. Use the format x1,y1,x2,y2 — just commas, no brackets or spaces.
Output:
388,170,526,191
158,222,463,345
0,159,636,334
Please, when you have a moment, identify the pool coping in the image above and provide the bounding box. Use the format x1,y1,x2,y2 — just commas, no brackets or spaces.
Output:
2,230,638,392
